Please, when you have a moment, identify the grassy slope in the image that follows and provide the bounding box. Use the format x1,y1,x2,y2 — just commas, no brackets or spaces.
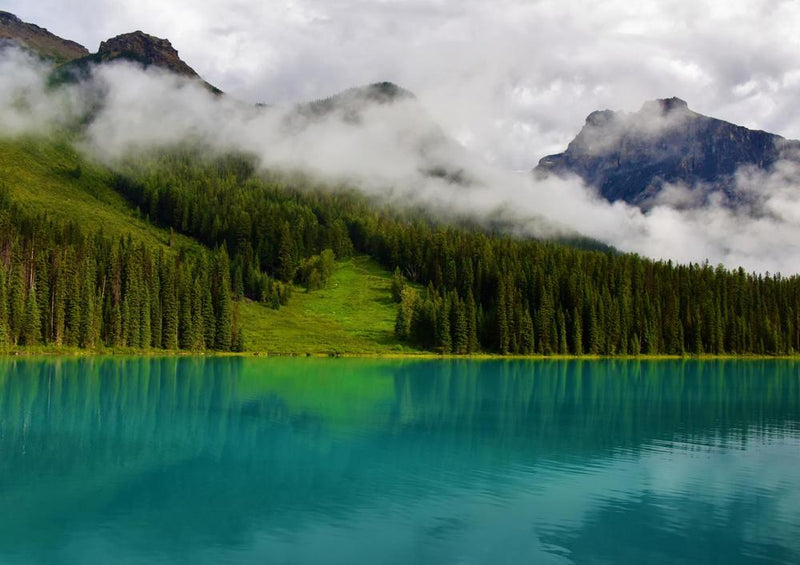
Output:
2,136,408,354
0,137,201,253
240,256,414,355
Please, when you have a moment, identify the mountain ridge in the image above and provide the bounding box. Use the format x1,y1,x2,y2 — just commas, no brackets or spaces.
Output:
536,97,799,208
54,29,222,93
0,10,89,62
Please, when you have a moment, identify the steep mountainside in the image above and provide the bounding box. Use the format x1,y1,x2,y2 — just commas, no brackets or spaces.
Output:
0,137,404,354
0,11,88,62
54,30,221,93
94,31,203,78
536,97,799,208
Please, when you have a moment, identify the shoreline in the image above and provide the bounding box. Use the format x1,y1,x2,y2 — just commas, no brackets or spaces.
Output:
1,347,799,361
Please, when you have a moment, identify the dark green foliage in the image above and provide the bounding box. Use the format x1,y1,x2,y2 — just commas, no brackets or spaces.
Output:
21,281,41,346
0,201,237,351
390,267,405,303
378,216,800,355
0,267,8,347
214,247,233,351
6,143,800,356
297,248,336,291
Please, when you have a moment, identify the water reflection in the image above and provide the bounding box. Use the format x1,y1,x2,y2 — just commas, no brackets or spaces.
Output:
0,358,798,564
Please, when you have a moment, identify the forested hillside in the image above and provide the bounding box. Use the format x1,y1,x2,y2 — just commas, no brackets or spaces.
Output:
0,190,241,351
3,134,800,355
110,147,800,356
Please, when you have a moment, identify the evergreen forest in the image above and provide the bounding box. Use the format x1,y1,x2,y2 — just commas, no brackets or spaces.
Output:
2,139,800,355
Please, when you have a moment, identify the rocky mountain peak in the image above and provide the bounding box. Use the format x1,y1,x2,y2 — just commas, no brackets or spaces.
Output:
584,109,615,127
0,10,89,62
641,96,689,115
96,31,200,79
536,97,795,208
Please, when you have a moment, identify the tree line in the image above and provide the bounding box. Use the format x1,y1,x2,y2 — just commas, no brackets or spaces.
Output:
110,148,800,356
0,193,241,351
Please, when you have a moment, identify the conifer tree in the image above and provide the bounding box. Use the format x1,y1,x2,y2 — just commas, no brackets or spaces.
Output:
161,261,179,350
520,308,534,354
203,284,216,348
466,289,479,353
8,265,25,345
0,267,8,347
497,280,510,354
453,294,468,354
191,278,205,350
438,294,452,353
391,267,405,302
214,251,233,351
277,221,295,283
22,281,41,346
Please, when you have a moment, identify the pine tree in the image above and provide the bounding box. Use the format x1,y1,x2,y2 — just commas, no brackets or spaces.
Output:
394,287,416,341
277,221,295,283
453,294,468,354
203,284,215,348
520,307,534,354
466,289,479,353
496,280,510,354
63,249,80,346
191,278,205,350
78,269,97,348
571,307,583,355
0,267,8,347
438,294,452,353
8,265,25,345
161,261,179,350
558,309,568,354
214,262,233,351
391,267,405,302
50,251,66,346
179,267,194,350
630,333,641,356
21,281,41,346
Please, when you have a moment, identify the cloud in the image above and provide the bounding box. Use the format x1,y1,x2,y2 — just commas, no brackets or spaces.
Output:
0,46,83,135
4,50,800,275
6,0,800,171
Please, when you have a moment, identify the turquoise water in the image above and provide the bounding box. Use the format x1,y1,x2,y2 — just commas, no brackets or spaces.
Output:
0,358,799,564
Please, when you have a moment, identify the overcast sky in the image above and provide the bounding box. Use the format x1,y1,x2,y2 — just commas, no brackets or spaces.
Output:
6,0,800,169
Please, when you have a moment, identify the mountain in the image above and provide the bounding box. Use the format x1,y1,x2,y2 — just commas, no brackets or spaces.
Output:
286,81,474,185
536,97,799,208
3,12,800,357
53,30,221,93
94,31,203,79
0,11,89,62
295,81,416,121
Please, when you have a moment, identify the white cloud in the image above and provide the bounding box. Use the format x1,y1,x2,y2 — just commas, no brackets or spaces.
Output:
5,46,800,274
5,0,800,170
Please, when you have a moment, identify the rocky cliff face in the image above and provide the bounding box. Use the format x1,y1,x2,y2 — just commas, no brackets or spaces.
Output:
95,31,201,79
536,97,798,208
52,30,221,93
0,11,88,62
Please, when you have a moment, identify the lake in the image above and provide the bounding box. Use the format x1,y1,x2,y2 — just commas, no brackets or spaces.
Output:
0,357,798,564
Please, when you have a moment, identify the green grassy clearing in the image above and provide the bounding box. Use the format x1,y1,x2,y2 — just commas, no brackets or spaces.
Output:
240,256,417,355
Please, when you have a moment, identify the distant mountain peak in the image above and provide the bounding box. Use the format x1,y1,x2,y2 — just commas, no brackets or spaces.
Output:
0,10,89,62
349,81,415,103
49,29,221,94
96,31,200,79
536,97,795,208
641,96,689,115
292,81,417,123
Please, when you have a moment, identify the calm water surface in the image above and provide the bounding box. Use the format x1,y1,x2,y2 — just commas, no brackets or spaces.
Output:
0,358,798,564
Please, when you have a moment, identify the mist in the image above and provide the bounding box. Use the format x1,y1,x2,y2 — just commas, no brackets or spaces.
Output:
3,45,800,275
